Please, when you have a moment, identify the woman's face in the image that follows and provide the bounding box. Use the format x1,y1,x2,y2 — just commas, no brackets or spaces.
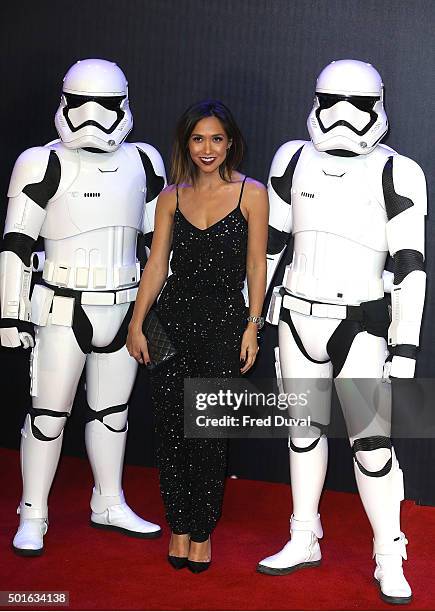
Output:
188,116,231,175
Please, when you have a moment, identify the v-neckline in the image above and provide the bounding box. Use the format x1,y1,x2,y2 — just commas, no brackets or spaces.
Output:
176,205,241,232
175,176,248,232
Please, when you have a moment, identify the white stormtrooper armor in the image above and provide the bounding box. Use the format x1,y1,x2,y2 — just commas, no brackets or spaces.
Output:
0,59,166,555
258,60,426,605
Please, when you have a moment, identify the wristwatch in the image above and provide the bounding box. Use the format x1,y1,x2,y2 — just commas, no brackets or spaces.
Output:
247,315,265,330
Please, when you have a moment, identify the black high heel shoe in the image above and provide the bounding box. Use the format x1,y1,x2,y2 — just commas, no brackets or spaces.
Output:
168,533,189,570
187,558,211,573
187,537,211,573
168,554,188,570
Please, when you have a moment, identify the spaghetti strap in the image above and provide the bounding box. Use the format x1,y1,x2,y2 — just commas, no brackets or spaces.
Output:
175,185,179,210
237,176,248,208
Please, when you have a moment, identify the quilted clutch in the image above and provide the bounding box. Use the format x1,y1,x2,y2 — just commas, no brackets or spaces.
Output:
142,308,177,370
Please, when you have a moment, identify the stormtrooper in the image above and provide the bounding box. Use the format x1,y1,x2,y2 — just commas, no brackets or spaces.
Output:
0,59,166,555
257,60,426,604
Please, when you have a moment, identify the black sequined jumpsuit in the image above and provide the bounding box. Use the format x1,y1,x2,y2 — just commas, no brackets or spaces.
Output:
151,178,248,542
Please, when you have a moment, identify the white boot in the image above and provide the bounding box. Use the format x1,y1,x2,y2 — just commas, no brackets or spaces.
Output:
12,505,48,556
373,534,412,605
257,515,323,575
90,488,161,538
13,412,64,556
86,414,161,538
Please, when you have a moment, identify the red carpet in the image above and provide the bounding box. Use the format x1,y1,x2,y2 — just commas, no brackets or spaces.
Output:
1,447,434,610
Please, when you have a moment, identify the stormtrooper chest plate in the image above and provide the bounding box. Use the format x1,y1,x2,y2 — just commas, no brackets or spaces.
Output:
40,145,145,239
291,149,388,251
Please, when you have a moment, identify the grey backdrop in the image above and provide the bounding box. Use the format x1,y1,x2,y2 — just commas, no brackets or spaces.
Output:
1,0,434,503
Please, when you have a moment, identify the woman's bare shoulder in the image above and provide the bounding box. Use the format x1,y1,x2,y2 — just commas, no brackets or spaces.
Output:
160,184,178,196
241,177,268,219
243,177,267,195
157,184,178,211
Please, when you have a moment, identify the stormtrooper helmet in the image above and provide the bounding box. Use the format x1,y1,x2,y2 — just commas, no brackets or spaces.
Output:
55,58,133,152
307,59,388,155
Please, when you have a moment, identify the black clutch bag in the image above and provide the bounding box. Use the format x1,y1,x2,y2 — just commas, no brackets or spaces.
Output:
142,308,177,370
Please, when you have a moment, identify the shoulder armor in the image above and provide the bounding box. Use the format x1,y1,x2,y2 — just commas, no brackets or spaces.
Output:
377,143,397,156
43,142,80,201
134,142,166,172
133,142,166,202
383,154,427,219
269,140,308,177
44,138,61,147
7,147,55,198
269,140,307,206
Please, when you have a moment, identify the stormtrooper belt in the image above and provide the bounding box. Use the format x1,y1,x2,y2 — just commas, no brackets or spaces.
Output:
43,282,138,306
281,289,364,321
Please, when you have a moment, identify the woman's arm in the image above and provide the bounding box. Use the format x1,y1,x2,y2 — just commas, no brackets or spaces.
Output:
127,186,176,363
240,180,269,373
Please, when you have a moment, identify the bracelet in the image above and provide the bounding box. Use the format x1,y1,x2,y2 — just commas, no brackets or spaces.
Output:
247,315,264,330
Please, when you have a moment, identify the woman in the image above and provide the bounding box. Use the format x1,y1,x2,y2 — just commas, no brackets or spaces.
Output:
126,100,268,572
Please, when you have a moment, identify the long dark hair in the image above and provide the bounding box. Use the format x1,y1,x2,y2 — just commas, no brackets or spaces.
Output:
170,99,245,185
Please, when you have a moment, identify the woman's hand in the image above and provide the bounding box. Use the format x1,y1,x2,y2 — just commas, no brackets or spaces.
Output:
126,323,151,365
240,324,259,374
